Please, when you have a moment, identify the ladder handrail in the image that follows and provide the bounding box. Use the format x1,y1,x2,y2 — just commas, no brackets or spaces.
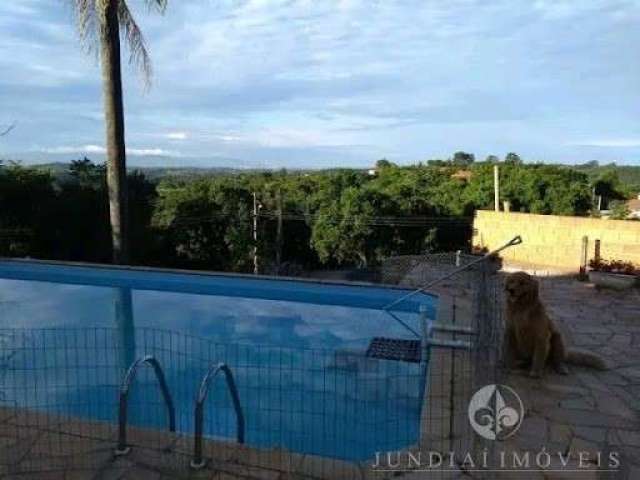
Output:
381,236,522,339
191,362,245,470
383,235,522,313
115,355,176,455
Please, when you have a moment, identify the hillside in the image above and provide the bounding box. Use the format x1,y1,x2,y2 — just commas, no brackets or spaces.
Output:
30,162,249,182
571,162,640,193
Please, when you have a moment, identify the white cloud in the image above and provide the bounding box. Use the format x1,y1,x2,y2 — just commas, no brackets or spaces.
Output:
4,0,640,166
217,134,242,142
128,147,178,156
566,139,640,148
532,0,616,20
41,145,105,155
40,145,180,157
249,127,351,148
165,131,188,140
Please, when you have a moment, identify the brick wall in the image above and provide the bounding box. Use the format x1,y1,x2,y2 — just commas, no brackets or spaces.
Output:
473,211,640,272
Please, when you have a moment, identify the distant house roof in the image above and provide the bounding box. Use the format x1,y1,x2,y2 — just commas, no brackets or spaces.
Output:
451,170,472,181
626,198,640,212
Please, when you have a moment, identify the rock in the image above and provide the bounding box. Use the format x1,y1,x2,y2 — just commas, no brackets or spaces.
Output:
559,398,595,410
573,426,606,444
614,429,640,448
549,424,573,445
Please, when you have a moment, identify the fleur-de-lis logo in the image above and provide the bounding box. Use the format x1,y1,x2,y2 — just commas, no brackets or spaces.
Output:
468,384,523,440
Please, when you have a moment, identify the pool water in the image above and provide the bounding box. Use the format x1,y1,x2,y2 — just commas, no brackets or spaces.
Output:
0,260,437,461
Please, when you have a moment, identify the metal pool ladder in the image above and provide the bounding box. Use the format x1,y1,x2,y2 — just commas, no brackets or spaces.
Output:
115,355,176,456
190,362,245,470
114,358,245,469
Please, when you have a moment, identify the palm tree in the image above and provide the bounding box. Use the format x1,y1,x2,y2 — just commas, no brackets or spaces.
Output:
0,122,16,137
72,0,166,264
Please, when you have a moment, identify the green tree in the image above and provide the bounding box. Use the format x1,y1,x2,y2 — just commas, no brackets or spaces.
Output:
311,187,374,267
375,158,396,169
3,158,616,271
504,152,522,164
609,201,630,220
427,159,449,166
452,151,475,166
71,0,167,264
153,178,253,271
69,157,107,188
0,164,56,257
592,170,629,209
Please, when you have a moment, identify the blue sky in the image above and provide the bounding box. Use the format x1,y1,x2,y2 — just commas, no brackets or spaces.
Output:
1,0,640,168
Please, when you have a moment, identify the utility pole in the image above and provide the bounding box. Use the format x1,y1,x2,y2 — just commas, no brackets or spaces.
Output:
494,164,500,212
275,189,283,270
253,192,259,275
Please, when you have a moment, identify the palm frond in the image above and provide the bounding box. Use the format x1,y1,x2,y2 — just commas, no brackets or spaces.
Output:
144,0,167,14
117,1,153,86
72,0,99,54
70,0,167,86
0,123,16,137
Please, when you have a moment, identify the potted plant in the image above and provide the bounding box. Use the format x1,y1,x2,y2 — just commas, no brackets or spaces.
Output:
588,259,639,290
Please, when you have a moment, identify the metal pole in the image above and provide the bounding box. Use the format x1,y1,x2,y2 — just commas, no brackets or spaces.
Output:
253,192,259,275
448,297,457,451
382,235,523,313
579,236,589,280
276,189,283,270
419,304,431,357
494,165,500,212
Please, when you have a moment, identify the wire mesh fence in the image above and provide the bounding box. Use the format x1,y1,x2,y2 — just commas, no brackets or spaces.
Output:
371,252,505,475
0,253,503,479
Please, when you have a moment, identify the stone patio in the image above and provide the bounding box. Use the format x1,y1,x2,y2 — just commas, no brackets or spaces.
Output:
0,407,370,479
492,276,640,480
388,269,640,479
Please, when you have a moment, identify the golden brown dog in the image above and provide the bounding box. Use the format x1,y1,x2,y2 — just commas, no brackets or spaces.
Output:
503,271,607,378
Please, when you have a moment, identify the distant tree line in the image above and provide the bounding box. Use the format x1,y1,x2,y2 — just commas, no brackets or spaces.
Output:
0,155,632,273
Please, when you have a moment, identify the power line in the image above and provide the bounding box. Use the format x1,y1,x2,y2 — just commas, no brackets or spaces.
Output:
160,209,472,228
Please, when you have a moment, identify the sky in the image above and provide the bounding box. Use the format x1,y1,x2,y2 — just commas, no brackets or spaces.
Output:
1,0,640,168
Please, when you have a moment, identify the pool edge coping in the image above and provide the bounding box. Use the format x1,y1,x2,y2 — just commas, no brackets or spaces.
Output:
0,256,439,300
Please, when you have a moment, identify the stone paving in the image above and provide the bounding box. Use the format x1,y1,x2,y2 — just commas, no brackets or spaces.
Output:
0,408,366,479
398,272,640,480
492,277,640,480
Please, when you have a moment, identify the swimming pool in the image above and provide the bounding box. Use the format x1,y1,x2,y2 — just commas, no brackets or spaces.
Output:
0,260,437,462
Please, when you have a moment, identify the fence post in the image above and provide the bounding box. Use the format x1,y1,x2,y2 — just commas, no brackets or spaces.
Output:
579,236,589,280
419,304,431,358
448,297,457,451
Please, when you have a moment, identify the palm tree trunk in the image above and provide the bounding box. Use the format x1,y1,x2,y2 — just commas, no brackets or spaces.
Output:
100,0,130,264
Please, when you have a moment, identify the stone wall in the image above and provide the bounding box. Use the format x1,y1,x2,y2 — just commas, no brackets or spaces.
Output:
473,210,640,273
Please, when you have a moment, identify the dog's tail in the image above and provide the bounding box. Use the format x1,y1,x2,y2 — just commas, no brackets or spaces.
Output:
566,349,608,370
